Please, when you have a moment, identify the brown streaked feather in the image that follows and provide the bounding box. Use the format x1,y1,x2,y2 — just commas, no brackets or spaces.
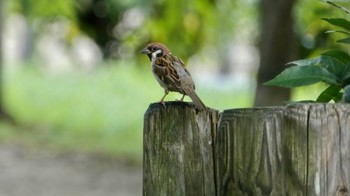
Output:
143,42,206,110
154,54,182,91
154,53,205,110
182,87,206,111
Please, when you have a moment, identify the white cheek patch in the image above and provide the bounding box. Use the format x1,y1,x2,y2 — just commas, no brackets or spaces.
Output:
152,50,162,61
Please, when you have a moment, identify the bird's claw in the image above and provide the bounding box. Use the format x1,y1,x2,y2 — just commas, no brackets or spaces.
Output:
159,100,166,108
176,95,185,102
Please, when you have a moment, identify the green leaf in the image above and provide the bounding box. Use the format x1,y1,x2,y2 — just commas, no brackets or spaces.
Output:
322,1,350,15
343,62,350,81
316,84,342,102
322,18,350,31
342,85,350,103
335,92,344,102
319,55,350,81
321,49,350,64
337,37,350,45
343,77,350,87
325,30,350,35
287,57,322,66
264,66,338,88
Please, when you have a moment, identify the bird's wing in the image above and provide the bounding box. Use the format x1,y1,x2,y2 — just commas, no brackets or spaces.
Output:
154,55,182,91
155,54,206,110
170,55,196,90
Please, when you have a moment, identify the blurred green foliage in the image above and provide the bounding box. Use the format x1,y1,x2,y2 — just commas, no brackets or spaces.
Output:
3,0,350,159
295,0,350,58
265,1,350,103
4,0,257,60
1,62,253,159
2,0,257,159
4,0,346,60
7,0,76,19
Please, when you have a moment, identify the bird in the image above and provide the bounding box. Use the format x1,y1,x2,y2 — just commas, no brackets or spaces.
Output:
140,42,206,111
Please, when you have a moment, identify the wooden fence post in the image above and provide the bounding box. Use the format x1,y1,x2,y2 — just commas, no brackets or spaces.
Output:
283,104,350,195
143,102,219,196
144,103,350,195
216,107,284,195
216,103,350,195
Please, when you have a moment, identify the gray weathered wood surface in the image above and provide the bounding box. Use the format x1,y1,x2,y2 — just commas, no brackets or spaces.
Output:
144,103,350,196
217,103,350,195
291,104,350,195
216,107,284,195
143,102,219,196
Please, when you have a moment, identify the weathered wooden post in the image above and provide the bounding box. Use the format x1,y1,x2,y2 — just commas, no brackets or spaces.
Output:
143,102,219,195
216,107,285,195
216,103,350,195
283,104,350,195
144,103,350,195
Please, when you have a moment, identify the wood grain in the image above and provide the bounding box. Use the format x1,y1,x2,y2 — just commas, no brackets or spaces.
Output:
216,107,284,195
143,102,219,196
282,104,350,195
216,104,350,195
144,103,350,195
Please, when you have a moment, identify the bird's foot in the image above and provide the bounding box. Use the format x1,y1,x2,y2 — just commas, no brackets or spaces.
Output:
176,95,185,102
159,100,166,108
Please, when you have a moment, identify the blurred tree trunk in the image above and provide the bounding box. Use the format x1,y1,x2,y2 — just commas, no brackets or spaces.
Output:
0,1,13,122
254,0,298,106
0,0,4,117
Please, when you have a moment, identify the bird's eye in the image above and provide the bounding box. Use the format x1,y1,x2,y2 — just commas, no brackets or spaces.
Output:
152,47,157,51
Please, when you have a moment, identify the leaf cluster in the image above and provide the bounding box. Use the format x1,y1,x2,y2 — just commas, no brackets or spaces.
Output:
265,0,350,103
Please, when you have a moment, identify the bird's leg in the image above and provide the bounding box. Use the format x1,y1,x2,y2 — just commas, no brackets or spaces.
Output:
159,90,169,108
179,94,185,102
175,92,185,101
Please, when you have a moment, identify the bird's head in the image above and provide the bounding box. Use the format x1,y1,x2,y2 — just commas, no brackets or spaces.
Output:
140,42,171,61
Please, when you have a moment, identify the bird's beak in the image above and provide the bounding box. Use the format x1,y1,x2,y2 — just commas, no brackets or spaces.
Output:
140,47,151,54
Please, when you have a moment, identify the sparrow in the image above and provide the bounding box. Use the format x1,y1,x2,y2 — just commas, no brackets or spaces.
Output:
140,42,206,111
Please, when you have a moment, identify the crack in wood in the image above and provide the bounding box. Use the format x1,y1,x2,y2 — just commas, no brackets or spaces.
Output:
143,103,350,196
306,105,311,196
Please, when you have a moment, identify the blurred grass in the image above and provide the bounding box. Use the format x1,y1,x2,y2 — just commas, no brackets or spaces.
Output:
1,61,253,160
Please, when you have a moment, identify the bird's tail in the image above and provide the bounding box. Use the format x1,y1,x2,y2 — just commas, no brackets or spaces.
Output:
185,89,206,111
